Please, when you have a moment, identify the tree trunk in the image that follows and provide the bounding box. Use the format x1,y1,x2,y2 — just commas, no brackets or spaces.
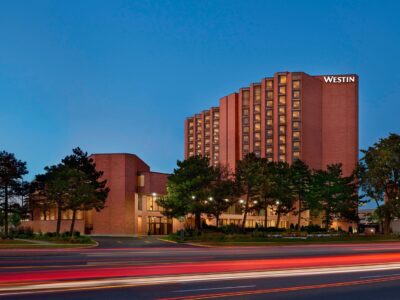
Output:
56,206,63,236
264,203,268,228
297,199,302,229
194,212,201,231
216,214,220,228
242,193,250,229
276,212,281,228
4,185,9,237
384,214,391,234
69,210,77,238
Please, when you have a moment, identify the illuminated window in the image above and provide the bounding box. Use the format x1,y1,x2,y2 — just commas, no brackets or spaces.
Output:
254,132,261,141
266,147,273,154
254,86,261,103
267,119,273,127
267,109,273,117
279,95,286,105
279,145,286,153
267,129,273,136
243,108,249,116
293,121,300,131
293,151,300,159
293,141,300,150
292,111,300,119
254,105,261,113
293,101,300,109
279,75,287,84
243,126,249,133
254,114,261,122
266,138,273,145
279,115,286,124
243,91,250,106
279,126,286,134
254,141,261,149
267,91,273,99
293,91,300,99
279,106,286,115
279,86,286,95
243,144,250,151
243,135,249,143
266,100,273,107
292,80,300,89
279,155,286,162
267,80,273,89
254,123,261,131
293,131,300,140
279,136,286,144
243,117,249,125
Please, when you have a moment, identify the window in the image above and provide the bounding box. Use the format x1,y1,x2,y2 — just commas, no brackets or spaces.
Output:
267,109,273,117
254,114,261,122
137,175,145,187
254,123,261,131
293,100,300,109
293,90,300,99
266,147,273,154
254,132,261,141
266,100,273,108
243,135,249,143
279,125,286,134
293,141,300,150
279,75,287,84
243,108,249,116
279,86,286,95
279,136,286,144
243,117,249,124
254,141,261,149
279,106,286,115
279,95,286,105
293,151,300,159
267,80,273,89
267,119,273,127
279,145,286,154
292,111,300,119
279,115,286,124
292,80,300,89
243,144,249,151
293,121,300,131
243,126,249,133
267,129,273,137
267,91,273,99
279,155,286,162
293,131,300,140
266,138,273,145
254,105,261,113
254,86,261,103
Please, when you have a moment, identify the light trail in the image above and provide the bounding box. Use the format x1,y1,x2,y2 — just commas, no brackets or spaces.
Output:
1,262,400,296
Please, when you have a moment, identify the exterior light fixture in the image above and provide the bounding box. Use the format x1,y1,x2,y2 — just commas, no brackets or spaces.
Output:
224,198,229,202
239,199,244,204
152,192,157,197
253,200,258,204
208,197,213,201
276,200,280,205
191,195,196,199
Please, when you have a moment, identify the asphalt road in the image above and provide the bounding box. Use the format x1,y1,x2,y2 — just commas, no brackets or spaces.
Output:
1,236,400,299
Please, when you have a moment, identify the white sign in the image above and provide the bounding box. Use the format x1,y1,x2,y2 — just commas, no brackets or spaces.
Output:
323,76,355,83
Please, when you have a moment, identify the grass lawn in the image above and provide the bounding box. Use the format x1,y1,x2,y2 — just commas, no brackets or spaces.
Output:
163,234,400,246
0,238,96,249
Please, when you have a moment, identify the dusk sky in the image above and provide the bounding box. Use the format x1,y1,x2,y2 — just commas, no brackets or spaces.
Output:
1,0,399,179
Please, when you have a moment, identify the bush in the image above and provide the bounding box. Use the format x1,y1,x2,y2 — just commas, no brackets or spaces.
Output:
303,224,328,233
9,226,34,239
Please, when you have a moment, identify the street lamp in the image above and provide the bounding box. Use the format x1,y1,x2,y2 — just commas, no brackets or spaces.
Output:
276,200,280,205
208,197,213,201
191,195,196,200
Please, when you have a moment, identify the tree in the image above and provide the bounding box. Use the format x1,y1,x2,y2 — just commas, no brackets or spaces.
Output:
272,162,296,228
235,153,263,228
309,164,358,228
34,165,73,235
206,165,237,227
254,158,276,228
290,159,312,228
157,155,215,230
358,134,400,233
0,151,28,237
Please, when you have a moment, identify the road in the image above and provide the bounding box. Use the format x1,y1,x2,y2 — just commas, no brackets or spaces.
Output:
1,237,400,299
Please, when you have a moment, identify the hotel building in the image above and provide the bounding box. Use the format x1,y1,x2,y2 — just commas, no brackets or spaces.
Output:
185,71,359,228
185,72,358,176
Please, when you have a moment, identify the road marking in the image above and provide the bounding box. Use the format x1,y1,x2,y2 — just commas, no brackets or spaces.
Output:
360,273,400,279
174,285,256,293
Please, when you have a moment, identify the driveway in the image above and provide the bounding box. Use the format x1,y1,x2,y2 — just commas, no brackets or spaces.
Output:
92,235,192,249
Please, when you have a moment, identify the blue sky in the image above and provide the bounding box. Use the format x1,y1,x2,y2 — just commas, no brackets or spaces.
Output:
0,0,399,179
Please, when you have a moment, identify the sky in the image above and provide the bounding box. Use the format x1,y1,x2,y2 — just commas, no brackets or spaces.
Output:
0,0,399,180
